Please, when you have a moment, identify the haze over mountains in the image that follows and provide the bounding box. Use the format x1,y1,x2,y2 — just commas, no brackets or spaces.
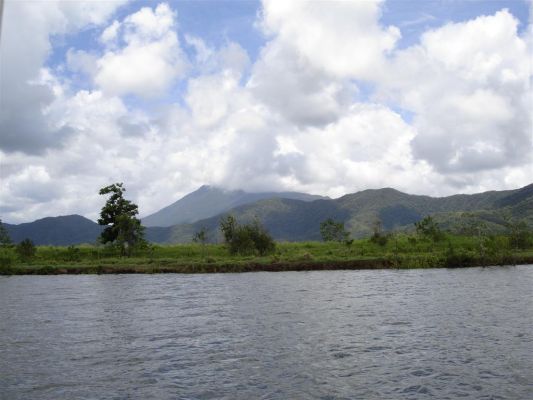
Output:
4,184,532,246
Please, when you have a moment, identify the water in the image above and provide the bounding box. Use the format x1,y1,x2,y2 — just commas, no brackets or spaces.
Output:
1,266,532,399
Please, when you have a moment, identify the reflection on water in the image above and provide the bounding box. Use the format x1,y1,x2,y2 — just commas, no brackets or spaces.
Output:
1,266,532,399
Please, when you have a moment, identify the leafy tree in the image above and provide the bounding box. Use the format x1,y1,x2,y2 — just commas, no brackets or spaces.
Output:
415,216,444,242
220,216,275,256
16,238,36,261
98,183,145,256
320,218,349,242
220,215,236,243
0,219,12,248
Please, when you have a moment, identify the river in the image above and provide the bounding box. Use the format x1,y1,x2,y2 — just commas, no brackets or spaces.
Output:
1,266,532,399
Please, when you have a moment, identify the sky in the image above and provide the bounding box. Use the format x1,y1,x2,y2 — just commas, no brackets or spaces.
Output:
0,0,532,224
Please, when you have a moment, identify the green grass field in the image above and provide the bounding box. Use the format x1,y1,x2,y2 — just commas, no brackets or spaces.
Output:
2,233,532,274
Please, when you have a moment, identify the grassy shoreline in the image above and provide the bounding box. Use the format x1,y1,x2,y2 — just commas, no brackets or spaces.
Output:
2,237,532,275
3,254,533,275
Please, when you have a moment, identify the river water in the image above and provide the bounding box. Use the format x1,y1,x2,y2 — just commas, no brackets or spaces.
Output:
1,266,532,399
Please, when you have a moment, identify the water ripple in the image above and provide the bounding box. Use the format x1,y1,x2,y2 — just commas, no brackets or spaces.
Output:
1,266,532,399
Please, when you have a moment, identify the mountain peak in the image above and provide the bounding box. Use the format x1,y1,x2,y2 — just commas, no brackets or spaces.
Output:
142,186,325,227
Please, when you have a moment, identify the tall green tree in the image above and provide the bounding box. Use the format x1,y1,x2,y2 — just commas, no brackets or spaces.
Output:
98,183,145,256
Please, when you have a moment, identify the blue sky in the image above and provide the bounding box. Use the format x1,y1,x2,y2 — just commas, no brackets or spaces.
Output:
1,0,532,222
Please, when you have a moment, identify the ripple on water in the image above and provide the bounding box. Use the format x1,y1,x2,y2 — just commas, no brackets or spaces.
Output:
1,267,532,400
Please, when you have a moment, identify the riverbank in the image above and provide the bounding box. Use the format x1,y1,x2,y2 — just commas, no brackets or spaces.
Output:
2,238,533,275
3,254,533,275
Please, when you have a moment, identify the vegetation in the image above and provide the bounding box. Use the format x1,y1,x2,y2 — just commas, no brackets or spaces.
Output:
320,218,350,243
369,219,389,246
220,215,276,256
16,238,36,261
98,183,145,256
2,230,532,275
0,219,12,248
1,183,531,274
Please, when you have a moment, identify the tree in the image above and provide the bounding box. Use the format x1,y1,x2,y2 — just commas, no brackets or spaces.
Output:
16,238,36,261
193,227,209,257
415,216,444,242
370,218,389,246
220,216,275,256
320,218,349,242
220,215,236,243
98,183,145,256
0,219,12,248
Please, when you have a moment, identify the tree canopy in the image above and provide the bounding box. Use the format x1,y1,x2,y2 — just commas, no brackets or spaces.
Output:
98,183,145,255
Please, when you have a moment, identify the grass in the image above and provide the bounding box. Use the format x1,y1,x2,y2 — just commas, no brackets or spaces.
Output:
1,234,533,275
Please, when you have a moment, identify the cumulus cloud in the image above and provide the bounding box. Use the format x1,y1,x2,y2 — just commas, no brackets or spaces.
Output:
379,10,532,174
0,0,127,154
259,0,400,80
94,3,188,97
1,0,532,224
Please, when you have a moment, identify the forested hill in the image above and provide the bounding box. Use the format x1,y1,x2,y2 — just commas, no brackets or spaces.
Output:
3,184,532,245
165,184,533,243
141,185,327,227
4,215,104,246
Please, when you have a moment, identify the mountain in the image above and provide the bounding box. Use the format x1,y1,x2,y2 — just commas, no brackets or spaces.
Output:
3,214,173,246
4,215,104,246
3,184,532,245
165,184,533,242
141,185,327,227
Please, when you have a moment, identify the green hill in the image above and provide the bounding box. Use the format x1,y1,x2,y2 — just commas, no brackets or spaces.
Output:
3,184,531,245
165,184,533,243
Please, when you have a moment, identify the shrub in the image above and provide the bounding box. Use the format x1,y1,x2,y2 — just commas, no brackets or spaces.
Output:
415,216,445,242
65,245,81,262
507,221,531,250
320,218,350,242
221,217,276,256
16,238,36,261
370,232,389,246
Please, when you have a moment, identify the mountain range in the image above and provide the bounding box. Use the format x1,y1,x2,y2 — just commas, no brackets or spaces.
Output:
3,184,532,246
141,185,327,227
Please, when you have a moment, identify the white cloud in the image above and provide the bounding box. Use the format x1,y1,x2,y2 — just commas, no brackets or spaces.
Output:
94,3,188,97
1,0,532,224
379,9,532,174
259,0,400,80
0,0,127,154
100,20,120,45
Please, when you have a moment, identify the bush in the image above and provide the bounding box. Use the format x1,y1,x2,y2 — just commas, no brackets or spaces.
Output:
415,216,445,242
370,232,389,246
16,238,36,261
65,245,81,262
320,218,349,242
221,217,276,256
508,221,531,250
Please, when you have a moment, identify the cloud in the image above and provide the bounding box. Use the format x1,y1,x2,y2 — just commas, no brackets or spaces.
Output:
259,0,400,80
0,0,127,154
94,3,188,97
1,0,532,224
379,9,532,174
